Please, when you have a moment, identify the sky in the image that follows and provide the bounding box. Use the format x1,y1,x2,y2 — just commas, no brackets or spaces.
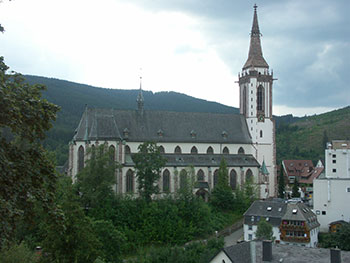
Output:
0,0,349,117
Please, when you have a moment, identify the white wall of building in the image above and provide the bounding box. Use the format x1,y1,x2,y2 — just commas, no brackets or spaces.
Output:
243,223,280,242
325,146,350,179
313,178,350,232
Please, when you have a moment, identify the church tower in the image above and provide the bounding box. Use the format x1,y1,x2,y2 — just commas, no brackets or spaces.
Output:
239,5,276,197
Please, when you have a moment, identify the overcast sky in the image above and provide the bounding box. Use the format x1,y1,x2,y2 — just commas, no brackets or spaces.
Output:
1,0,349,116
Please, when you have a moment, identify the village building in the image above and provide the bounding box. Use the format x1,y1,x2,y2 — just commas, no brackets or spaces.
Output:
313,140,350,232
67,5,277,199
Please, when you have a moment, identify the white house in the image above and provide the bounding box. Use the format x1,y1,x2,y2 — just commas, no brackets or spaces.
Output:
67,5,277,199
313,140,350,232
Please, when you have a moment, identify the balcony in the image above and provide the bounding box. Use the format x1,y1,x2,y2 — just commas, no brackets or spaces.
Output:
281,236,310,243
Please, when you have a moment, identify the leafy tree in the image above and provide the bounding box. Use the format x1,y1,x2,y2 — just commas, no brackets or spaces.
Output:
278,164,285,199
255,218,274,241
335,223,350,251
292,178,300,198
75,144,118,216
0,242,37,263
0,57,59,243
177,166,196,200
210,158,234,211
133,142,166,202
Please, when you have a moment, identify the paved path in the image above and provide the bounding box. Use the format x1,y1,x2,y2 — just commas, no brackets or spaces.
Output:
224,227,243,247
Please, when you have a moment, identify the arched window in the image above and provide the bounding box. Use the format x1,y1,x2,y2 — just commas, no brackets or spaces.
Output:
125,145,131,154
109,145,115,162
197,169,204,181
175,146,182,154
126,169,134,193
163,169,170,192
207,146,214,154
260,130,263,138
78,146,84,172
243,86,247,116
257,85,264,112
191,146,198,154
238,147,245,154
213,169,219,187
90,145,96,160
230,169,237,190
159,145,165,154
223,147,229,154
180,169,187,189
246,169,253,183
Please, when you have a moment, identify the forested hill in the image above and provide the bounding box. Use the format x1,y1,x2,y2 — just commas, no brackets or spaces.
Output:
24,75,239,164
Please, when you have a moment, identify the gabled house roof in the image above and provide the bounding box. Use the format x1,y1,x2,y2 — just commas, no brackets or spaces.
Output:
282,203,320,230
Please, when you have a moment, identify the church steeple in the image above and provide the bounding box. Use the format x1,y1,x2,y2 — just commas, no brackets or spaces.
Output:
137,76,144,114
243,4,268,70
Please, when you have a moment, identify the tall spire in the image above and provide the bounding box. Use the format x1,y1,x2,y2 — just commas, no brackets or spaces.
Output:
137,73,144,114
243,4,268,70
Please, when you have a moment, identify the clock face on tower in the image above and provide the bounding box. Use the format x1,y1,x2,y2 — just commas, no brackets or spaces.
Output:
258,114,265,122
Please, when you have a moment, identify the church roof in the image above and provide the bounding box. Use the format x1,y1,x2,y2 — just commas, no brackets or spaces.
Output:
73,107,252,144
243,5,269,70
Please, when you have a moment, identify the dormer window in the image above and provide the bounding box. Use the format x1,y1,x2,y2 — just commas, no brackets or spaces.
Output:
292,209,298,214
222,131,228,139
267,207,272,211
190,130,196,138
123,128,129,138
157,129,163,137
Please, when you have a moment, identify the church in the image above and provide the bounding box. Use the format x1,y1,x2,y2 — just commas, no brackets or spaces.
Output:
68,5,277,199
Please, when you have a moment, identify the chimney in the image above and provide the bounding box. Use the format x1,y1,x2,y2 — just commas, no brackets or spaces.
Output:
330,248,341,263
262,240,272,261
250,241,256,263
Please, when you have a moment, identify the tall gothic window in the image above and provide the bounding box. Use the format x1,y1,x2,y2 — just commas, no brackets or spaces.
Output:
78,146,84,172
180,169,187,189
125,145,131,154
191,146,198,154
163,169,170,192
246,169,253,183
257,85,264,112
126,169,134,193
230,169,237,190
197,169,204,181
159,145,165,153
243,86,247,116
207,146,214,154
238,147,245,154
213,169,219,187
223,147,229,154
109,145,115,162
175,146,182,154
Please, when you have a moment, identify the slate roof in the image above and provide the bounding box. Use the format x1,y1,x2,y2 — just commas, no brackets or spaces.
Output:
282,159,323,184
243,6,269,70
213,241,350,263
243,199,287,227
125,153,260,168
73,107,252,144
282,203,320,230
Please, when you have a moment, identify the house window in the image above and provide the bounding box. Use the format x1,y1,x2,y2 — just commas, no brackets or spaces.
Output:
332,159,336,164
316,210,320,215
332,154,336,158
251,216,254,222
260,130,263,138
248,225,253,230
322,211,326,215
162,169,170,192
332,169,336,173
248,234,253,240
347,187,350,193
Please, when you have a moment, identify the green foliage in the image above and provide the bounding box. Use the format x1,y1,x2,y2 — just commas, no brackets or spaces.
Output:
255,218,274,241
319,223,350,251
41,176,102,263
210,158,235,211
292,178,300,198
133,238,224,263
92,220,126,263
0,242,37,263
176,166,196,200
278,165,285,199
75,145,118,216
0,57,59,244
133,142,166,202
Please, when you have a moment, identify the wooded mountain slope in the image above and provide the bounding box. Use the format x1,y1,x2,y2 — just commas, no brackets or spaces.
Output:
24,75,349,166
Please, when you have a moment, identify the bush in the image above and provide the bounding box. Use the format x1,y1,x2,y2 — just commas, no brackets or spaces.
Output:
0,242,37,263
